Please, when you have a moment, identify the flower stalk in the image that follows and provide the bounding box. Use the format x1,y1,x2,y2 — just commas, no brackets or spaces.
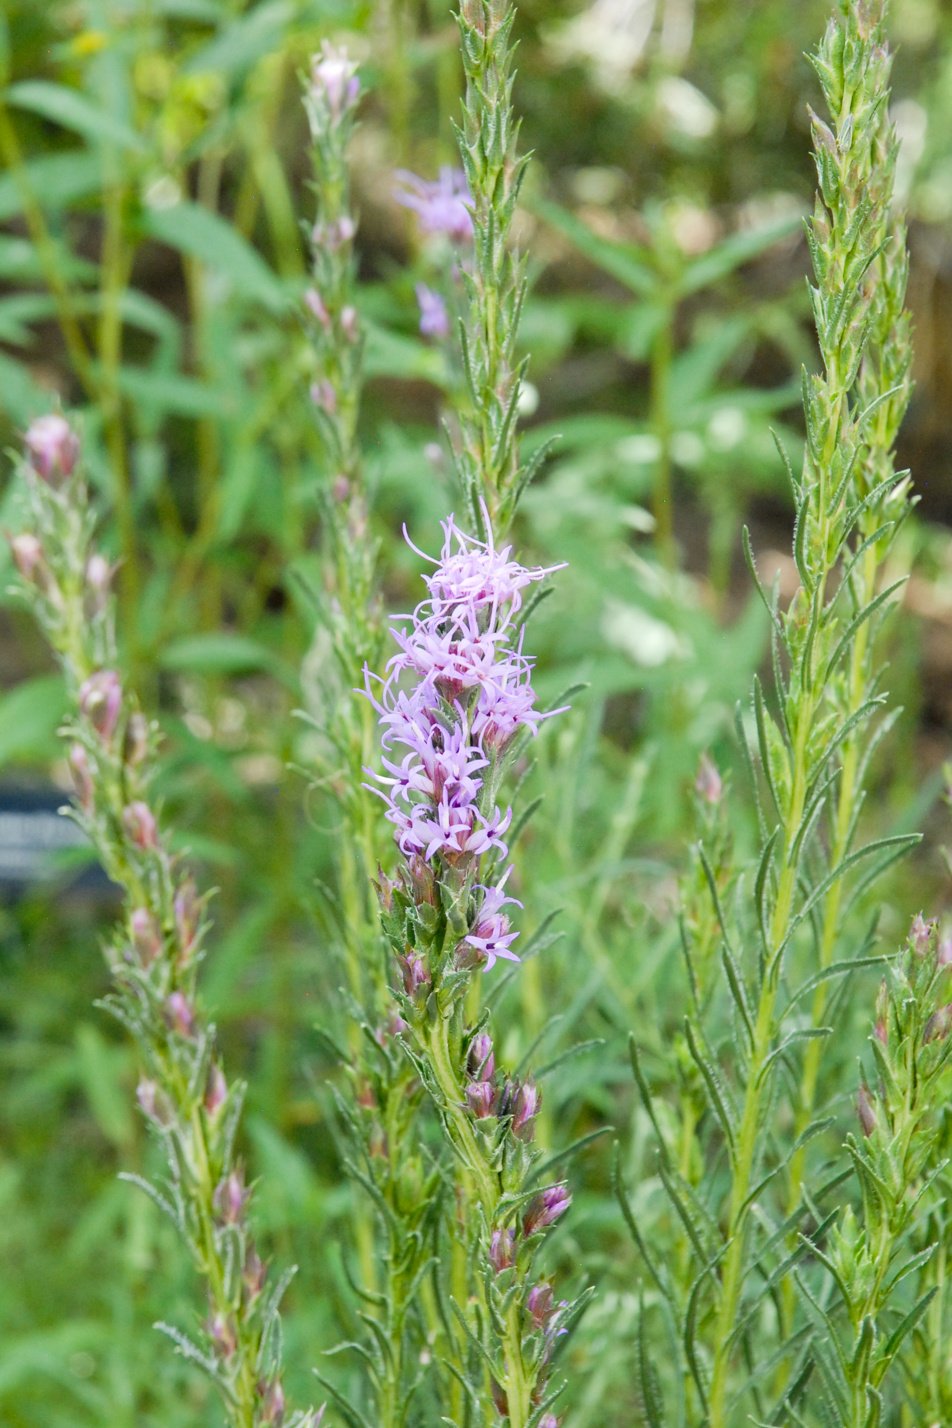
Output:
12,419,318,1428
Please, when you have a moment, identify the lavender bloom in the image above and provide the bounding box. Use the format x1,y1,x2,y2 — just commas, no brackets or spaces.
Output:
364,517,563,972
416,283,450,340
395,167,474,244
24,413,79,485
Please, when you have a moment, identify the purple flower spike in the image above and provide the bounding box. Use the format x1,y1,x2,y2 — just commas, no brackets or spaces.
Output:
364,516,564,974
310,42,360,121
395,167,474,244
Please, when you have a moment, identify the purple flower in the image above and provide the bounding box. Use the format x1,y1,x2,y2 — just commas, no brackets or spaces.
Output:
395,168,474,244
364,516,564,969
523,1183,571,1235
466,1080,496,1118
416,283,450,339
489,1227,515,1272
79,669,122,741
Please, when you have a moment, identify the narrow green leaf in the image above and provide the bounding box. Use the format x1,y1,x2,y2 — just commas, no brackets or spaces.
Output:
5,80,144,152
142,202,287,312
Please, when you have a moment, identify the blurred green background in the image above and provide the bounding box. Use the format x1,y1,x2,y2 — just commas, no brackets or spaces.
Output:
1,1,950,1423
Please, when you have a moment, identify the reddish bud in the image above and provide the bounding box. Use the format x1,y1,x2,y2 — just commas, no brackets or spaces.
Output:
923,1003,952,1045
243,1249,267,1301
208,1313,236,1359
511,1081,541,1141
67,744,94,811
205,1063,228,1116
174,878,200,957
214,1170,249,1225
165,990,195,1038
123,800,158,849
465,1080,496,1118
10,532,46,584
259,1377,285,1425
467,1032,495,1081
79,670,122,741
489,1227,515,1272
400,951,430,998
857,1084,876,1138
130,906,162,964
526,1281,554,1329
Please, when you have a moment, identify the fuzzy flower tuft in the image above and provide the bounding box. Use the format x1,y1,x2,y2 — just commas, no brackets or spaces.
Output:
395,167,474,244
363,516,564,970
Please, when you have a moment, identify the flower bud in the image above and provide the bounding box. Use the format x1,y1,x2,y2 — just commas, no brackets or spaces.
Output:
174,877,200,957
67,744,94,811
467,1032,495,1081
122,710,150,767
340,305,359,343
400,950,430,998
511,1081,541,1141
84,553,112,614
10,532,46,584
526,1281,554,1329
923,1002,952,1045
214,1169,249,1225
136,1077,171,1126
123,800,158,849
79,670,122,741
205,1063,228,1116
523,1183,571,1236
130,906,162,964
857,1084,876,1138
305,287,330,328
695,752,722,806
165,990,195,1038
310,42,360,121
243,1249,267,1302
909,912,934,957
24,413,79,485
489,1227,515,1272
309,379,337,414
208,1313,236,1359
465,1080,496,1118
937,935,952,969
259,1378,285,1425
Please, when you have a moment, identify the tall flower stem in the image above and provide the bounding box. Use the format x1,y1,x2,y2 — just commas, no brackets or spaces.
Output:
11,421,317,1428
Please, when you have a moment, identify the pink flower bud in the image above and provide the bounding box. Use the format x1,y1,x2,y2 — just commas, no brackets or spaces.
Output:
67,744,94,811
259,1377,285,1425
205,1063,228,1116
136,1078,171,1126
489,1227,515,1272
243,1249,267,1301
305,287,330,328
400,951,430,998
511,1081,541,1141
937,936,952,969
122,711,149,767
465,1080,496,1118
909,912,934,957
309,379,337,414
526,1281,554,1329
340,305,359,343
523,1183,571,1235
467,1032,495,1081
695,752,722,805
123,800,158,849
857,1084,876,1137
174,878,199,957
84,553,112,613
24,413,79,484
79,670,122,741
923,1002,952,1045
165,990,195,1038
130,906,162,964
10,532,46,584
214,1170,249,1225
208,1313,236,1359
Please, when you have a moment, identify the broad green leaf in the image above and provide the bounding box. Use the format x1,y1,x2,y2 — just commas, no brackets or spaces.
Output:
0,150,102,221
115,365,230,418
680,212,802,295
0,675,67,766
4,80,145,152
142,201,288,311
158,631,297,688
534,197,658,297
363,319,444,382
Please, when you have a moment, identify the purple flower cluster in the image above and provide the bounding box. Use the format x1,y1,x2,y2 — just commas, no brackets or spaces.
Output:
364,516,563,971
395,167,474,245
